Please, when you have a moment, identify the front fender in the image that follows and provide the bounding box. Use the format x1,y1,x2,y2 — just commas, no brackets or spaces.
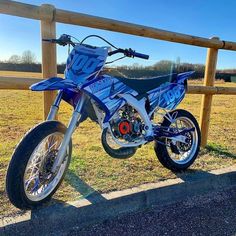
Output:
30,77,77,91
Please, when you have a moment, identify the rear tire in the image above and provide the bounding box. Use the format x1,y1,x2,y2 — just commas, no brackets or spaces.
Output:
6,121,72,210
154,109,201,172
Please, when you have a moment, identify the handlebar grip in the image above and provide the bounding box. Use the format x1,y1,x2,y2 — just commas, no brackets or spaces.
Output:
133,51,149,60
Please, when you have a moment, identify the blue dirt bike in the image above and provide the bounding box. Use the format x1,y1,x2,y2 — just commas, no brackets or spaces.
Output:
6,34,201,209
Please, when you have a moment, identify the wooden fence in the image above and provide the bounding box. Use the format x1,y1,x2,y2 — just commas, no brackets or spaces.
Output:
0,0,236,147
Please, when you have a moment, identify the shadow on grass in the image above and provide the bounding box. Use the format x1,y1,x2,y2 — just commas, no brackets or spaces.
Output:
205,142,236,159
65,169,106,204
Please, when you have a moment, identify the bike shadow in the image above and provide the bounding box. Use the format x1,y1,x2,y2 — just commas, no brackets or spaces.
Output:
175,168,217,182
0,171,108,235
64,169,107,204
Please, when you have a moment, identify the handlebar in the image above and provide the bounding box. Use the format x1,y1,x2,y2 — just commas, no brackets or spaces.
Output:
108,48,149,60
43,34,149,60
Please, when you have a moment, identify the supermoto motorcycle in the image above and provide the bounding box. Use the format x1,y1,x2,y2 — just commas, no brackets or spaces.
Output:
6,34,201,209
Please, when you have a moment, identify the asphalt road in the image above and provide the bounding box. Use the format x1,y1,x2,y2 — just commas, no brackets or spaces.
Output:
66,187,236,236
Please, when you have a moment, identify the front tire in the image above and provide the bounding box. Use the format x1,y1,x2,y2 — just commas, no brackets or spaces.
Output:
6,121,72,210
154,109,201,172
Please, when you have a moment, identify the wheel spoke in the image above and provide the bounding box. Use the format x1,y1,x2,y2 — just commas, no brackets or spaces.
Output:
25,173,39,190
30,178,41,193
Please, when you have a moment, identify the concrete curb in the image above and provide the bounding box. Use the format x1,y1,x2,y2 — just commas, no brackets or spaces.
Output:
1,165,236,235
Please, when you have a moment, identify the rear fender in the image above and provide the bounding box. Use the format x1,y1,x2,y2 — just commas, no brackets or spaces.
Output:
176,71,195,84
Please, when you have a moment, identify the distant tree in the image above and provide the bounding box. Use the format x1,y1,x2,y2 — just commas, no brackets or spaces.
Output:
21,50,36,64
153,60,174,73
131,63,142,70
193,63,205,73
176,57,181,65
8,54,21,64
175,57,181,71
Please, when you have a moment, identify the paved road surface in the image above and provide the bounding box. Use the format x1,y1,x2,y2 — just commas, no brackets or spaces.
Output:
66,187,236,236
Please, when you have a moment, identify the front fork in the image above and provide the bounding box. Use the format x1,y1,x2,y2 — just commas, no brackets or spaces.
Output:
46,90,85,174
47,90,63,121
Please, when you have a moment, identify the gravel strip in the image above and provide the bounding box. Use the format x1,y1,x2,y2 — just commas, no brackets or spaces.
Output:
69,187,236,236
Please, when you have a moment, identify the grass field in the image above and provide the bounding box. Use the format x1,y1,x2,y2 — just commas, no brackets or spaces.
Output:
0,71,235,216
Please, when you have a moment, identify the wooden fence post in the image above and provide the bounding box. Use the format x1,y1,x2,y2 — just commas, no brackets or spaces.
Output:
40,4,57,120
199,37,219,147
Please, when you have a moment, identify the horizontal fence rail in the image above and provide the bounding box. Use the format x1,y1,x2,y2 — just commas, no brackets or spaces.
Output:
187,85,236,95
0,76,236,95
0,77,41,90
0,0,236,147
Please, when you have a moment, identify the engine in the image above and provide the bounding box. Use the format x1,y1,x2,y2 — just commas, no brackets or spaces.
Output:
110,105,143,142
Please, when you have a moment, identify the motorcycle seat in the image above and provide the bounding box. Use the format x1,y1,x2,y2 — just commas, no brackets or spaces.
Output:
117,73,177,94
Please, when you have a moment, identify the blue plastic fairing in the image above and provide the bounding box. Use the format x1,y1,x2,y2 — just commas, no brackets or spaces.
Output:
30,77,77,91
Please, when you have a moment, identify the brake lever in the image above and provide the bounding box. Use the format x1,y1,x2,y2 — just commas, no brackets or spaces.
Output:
124,48,135,58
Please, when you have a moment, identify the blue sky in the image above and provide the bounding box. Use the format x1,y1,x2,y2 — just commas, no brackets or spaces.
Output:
0,0,236,69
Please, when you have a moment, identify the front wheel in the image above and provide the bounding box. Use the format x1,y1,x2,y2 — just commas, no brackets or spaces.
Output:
6,121,72,209
154,109,201,172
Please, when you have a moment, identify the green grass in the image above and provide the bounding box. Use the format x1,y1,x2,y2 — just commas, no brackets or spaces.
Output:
205,143,236,159
0,81,236,217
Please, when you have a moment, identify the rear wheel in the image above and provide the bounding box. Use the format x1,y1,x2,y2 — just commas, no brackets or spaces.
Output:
154,109,201,172
6,121,72,209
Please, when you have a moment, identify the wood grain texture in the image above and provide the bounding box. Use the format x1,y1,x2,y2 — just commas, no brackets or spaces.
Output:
200,38,219,147
40,4,57,120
